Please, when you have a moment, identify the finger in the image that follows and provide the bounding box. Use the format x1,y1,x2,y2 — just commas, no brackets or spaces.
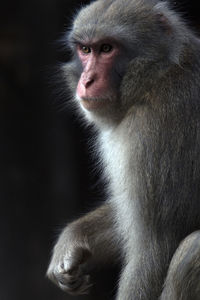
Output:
58,275,91,294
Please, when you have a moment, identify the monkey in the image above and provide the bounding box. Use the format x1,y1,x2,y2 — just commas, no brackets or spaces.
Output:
47,0,200,299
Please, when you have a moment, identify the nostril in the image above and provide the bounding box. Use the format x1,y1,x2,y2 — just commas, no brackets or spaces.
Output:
85,78,95,89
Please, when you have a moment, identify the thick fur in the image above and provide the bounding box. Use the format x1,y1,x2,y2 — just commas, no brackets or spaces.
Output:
47,0,200,299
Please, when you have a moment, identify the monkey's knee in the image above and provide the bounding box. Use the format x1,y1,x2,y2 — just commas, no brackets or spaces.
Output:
161,231,200,300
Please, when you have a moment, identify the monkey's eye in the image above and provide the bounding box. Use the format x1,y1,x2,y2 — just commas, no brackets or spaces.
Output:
81,45,91,54
100,44,113,53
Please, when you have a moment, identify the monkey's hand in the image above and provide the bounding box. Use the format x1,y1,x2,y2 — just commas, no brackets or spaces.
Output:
47,228,93,295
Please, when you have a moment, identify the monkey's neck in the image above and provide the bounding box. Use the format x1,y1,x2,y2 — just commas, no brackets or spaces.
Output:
98,116,144,248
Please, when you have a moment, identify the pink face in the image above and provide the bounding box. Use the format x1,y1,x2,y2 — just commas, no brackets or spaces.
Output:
76,40,119,110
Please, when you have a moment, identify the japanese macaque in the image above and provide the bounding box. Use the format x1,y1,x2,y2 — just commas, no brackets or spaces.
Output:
47,0,200,299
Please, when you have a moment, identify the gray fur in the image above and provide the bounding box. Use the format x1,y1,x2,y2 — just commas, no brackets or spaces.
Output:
47,0,200,299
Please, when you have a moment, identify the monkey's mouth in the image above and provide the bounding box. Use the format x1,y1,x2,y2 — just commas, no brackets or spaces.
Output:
79,97,109,111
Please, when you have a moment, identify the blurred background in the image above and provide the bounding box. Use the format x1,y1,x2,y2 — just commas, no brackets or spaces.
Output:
0,0,200,299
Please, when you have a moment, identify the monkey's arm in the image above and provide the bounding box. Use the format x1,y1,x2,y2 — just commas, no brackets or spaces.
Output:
160,231,200,300
47,203,120,295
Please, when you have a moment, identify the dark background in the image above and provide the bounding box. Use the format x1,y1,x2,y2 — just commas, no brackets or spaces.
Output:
0,1,200,300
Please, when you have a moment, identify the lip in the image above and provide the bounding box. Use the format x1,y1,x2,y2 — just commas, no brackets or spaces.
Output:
80,97,107,110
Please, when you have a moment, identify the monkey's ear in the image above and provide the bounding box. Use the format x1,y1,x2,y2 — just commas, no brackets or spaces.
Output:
153,2,173,34
156,12,172,34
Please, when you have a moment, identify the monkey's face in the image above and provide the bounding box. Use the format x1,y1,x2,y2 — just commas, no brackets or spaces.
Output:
67,28,134,125
76,40,121,111
66,32,131,125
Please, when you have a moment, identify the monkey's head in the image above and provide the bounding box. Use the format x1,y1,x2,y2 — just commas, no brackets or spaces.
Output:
64,0,189,127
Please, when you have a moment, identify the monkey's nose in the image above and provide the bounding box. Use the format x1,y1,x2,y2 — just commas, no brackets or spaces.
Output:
81,71,97,89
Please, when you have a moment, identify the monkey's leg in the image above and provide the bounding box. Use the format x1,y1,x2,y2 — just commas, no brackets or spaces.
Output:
160,231,200,300
47,203,120,295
